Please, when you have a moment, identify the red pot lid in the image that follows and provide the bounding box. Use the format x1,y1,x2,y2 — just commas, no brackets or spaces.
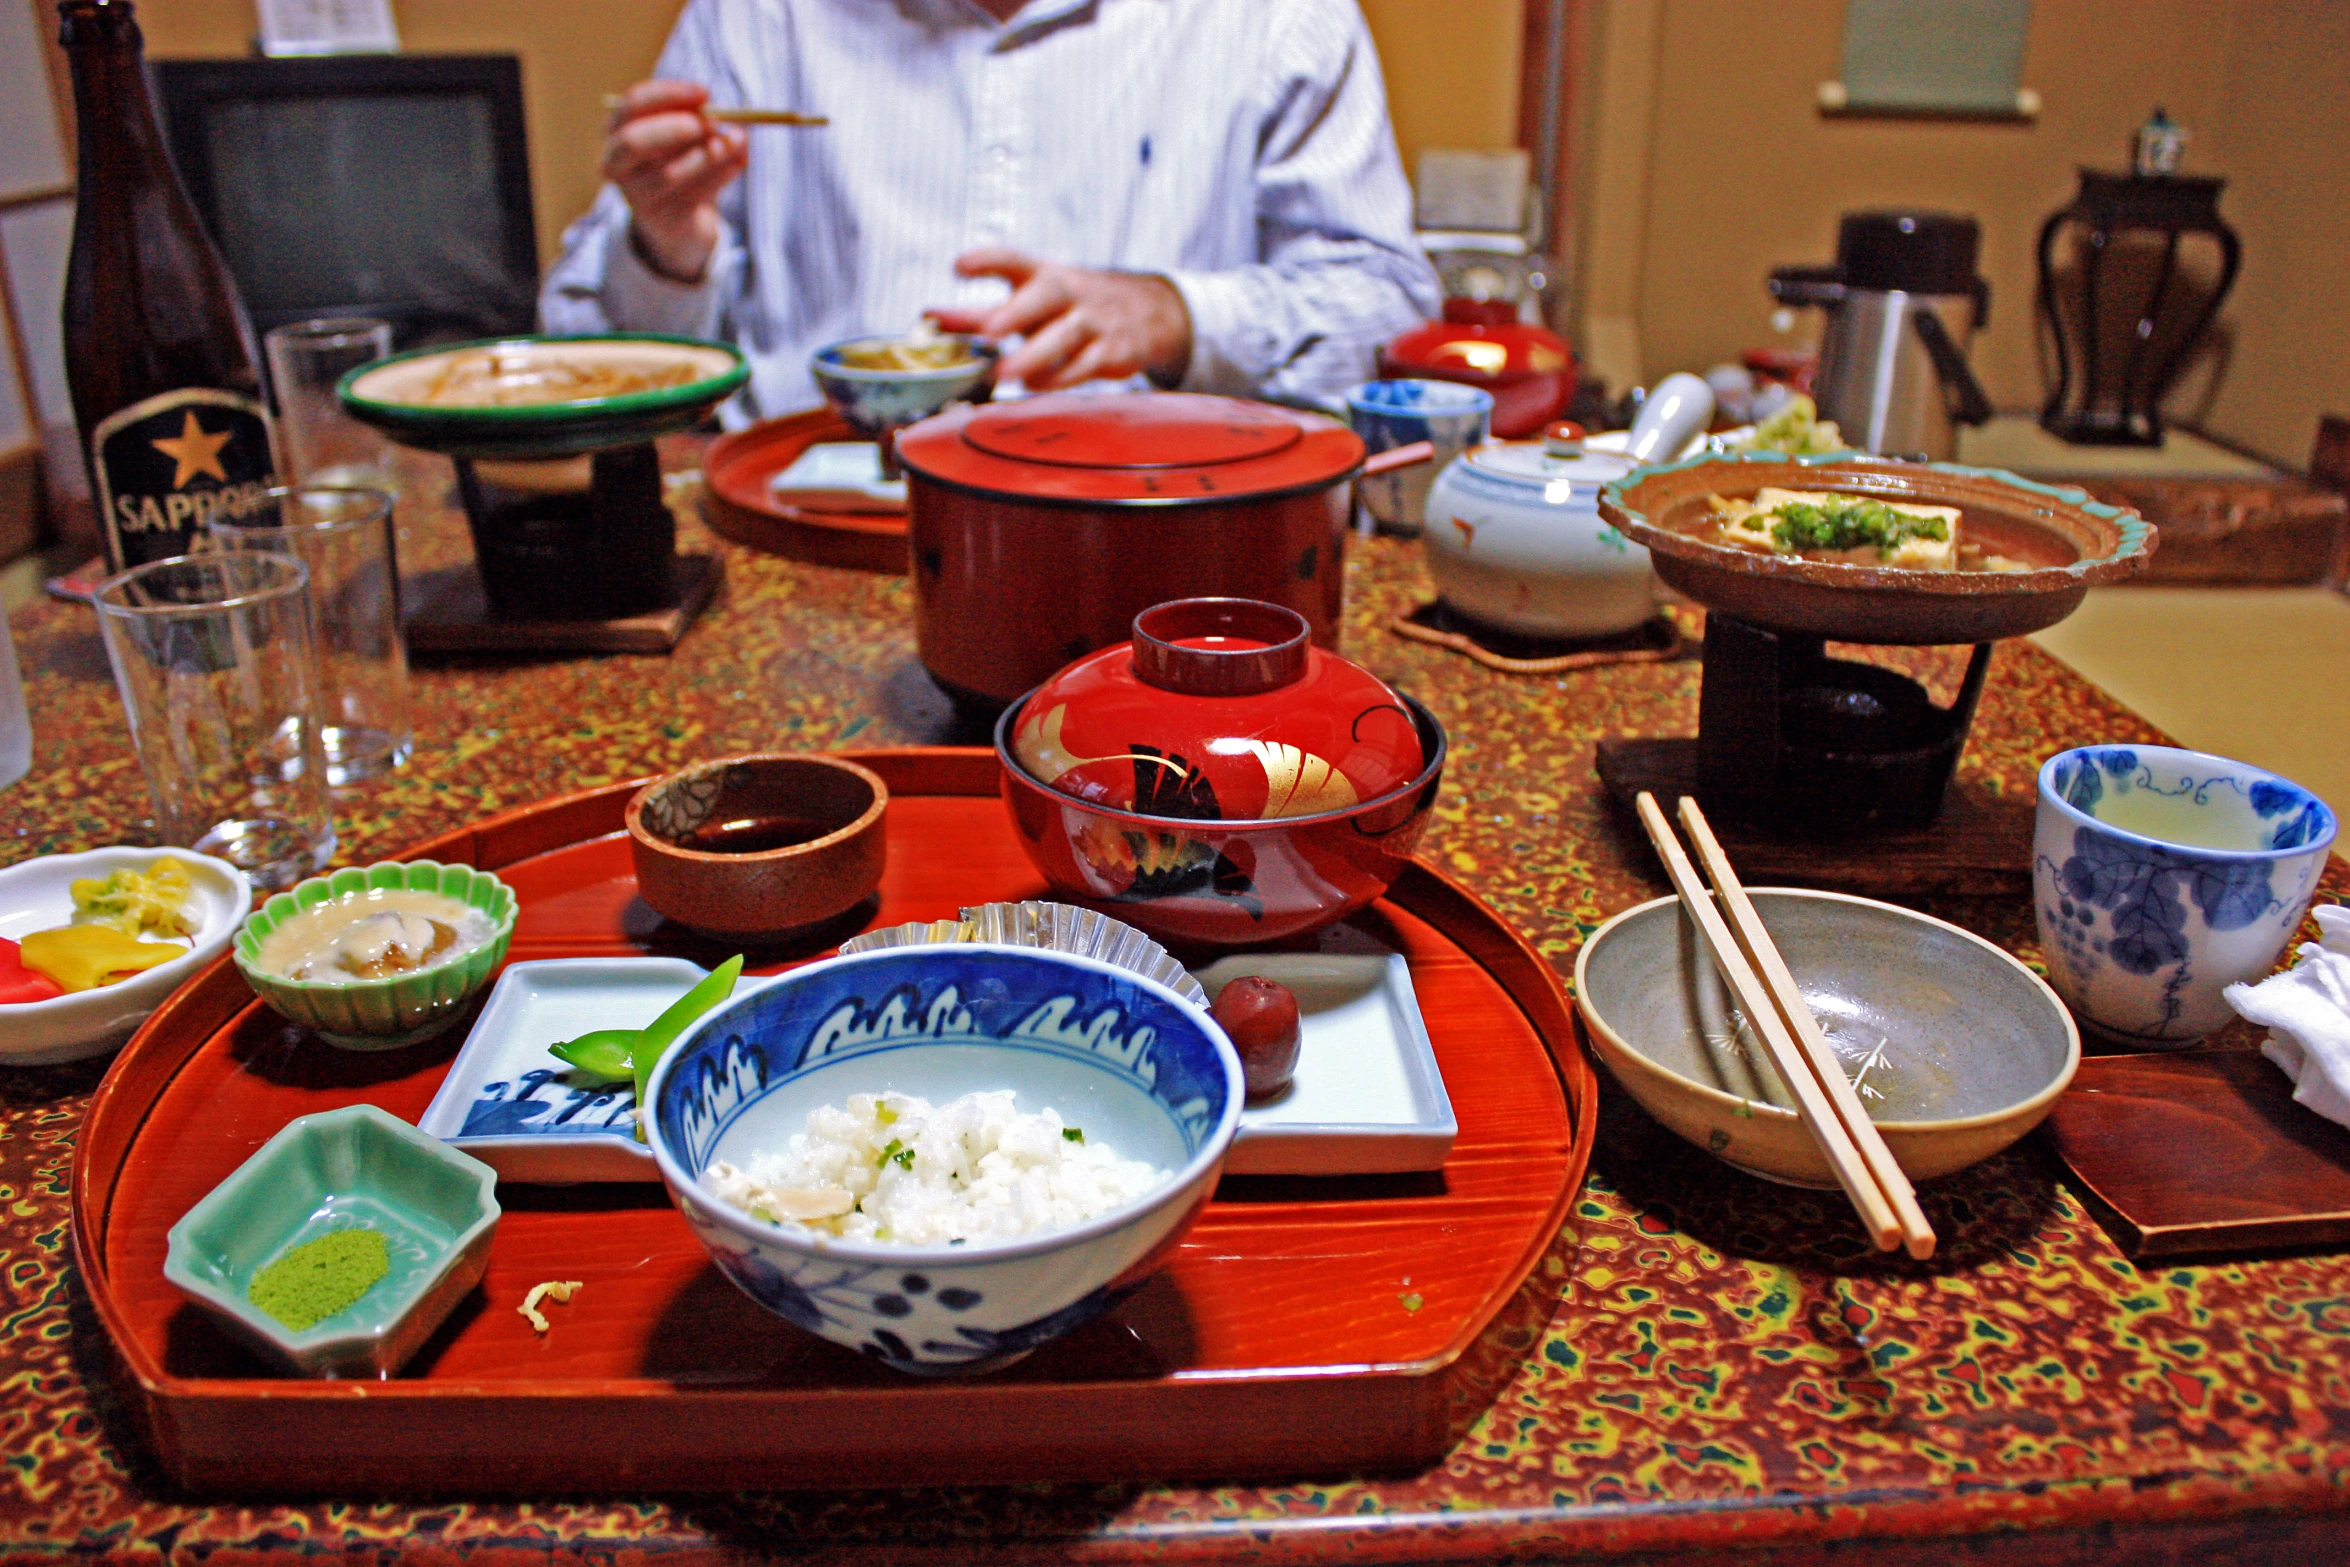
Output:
1010,598,1425,822
895,391,1363,505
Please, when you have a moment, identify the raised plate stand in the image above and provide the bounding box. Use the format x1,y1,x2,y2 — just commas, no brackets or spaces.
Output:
72,749,1594,1496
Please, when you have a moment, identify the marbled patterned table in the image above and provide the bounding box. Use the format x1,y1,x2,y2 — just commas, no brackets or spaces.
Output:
3,450,2346,1564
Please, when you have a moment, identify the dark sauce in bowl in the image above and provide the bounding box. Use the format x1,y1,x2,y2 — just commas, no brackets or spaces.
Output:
678,816,839,855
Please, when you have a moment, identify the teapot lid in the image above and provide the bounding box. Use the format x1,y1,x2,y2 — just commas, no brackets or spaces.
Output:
1459,440,1636,490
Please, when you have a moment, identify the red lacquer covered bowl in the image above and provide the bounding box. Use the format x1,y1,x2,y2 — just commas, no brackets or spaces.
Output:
1378,297,1578,440
997,600,1447,947
1011,599,1423,820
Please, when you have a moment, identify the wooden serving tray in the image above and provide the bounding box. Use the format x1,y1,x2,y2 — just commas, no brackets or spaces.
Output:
72,750,1595,1496
2046,1048,2350,1258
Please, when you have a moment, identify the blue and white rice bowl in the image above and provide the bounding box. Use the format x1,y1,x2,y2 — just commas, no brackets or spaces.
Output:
645,944,1243,1375
2034,744,2338,1046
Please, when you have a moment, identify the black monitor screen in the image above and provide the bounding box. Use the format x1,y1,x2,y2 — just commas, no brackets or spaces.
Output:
158,56,539,345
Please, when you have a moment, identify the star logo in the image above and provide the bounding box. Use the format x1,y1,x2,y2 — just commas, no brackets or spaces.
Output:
151,410,233,489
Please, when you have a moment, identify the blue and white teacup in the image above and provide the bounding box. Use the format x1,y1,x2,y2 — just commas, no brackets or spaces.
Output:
1345,379,1493,535
2034,745,2338,1046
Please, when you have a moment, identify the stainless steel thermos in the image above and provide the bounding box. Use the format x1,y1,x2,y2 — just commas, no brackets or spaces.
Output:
1770,211,1994,462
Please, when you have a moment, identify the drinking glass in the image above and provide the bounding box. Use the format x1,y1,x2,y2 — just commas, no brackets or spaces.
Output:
209,485,411,784
92,552,336,889
0,619,30,788
265,317,396,488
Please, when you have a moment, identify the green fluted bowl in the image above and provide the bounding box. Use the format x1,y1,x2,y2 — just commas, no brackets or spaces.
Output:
233,861,517,1050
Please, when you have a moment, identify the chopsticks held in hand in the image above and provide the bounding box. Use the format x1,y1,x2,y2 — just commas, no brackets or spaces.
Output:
1634,792,1937,1259
601,95,828,127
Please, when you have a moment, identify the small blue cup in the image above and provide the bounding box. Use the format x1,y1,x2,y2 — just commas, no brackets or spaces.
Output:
2034,745,2337,1045
1344,379,1492,535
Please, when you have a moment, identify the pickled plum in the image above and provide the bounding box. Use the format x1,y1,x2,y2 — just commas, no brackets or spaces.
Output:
1211,975,1301,1099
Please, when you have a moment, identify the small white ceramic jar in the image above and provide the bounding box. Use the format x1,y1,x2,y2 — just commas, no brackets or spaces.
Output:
1422,440,1656,638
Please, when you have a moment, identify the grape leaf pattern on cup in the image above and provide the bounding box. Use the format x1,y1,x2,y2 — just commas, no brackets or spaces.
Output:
2057,826,2277,976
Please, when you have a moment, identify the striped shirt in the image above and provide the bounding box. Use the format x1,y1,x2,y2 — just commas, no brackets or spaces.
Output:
539,0,1440,422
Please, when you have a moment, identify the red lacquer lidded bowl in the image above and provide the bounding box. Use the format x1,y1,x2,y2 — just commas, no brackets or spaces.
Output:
1378,297,1578,439
997,598,1447,947
1011,598,1423,820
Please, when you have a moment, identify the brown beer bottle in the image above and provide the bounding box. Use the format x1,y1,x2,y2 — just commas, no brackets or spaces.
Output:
59,0,276,573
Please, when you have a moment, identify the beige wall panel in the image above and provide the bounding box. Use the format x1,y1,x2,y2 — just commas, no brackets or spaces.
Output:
2193,2,2350,465
1633,0,2239,418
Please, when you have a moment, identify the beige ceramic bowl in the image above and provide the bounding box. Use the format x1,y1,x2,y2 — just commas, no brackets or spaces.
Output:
626,754,888,940
1574,888,2078,1186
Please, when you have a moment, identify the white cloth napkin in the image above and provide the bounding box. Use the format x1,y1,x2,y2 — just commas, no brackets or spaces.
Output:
2224,904,2350,1128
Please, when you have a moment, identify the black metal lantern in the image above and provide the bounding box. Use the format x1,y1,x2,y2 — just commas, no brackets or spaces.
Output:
2036,169,2240,446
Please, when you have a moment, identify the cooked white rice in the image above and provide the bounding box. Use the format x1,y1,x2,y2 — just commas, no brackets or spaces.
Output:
705,1089,1168,1245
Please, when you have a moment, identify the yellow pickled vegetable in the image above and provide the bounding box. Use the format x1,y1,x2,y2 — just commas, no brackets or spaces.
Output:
70,858,198,939
18,924,186,992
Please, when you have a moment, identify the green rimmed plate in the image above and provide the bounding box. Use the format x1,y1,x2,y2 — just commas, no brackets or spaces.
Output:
338,334,749,459
1598,450,2157,644
233,861,517,1050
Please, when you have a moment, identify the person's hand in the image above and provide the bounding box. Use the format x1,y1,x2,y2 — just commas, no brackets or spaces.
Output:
602,80,748,284
931,249,1193,390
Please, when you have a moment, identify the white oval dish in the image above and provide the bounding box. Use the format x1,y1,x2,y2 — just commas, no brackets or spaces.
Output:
0,847,253,1064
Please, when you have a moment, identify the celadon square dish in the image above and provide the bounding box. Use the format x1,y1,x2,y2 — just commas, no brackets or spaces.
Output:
164,1103,500,1378
232,860,516,1049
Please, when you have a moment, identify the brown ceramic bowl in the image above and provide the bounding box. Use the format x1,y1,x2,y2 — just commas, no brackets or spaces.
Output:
1575,888,2079,1186
1598,453,2156,645
626,754,887,940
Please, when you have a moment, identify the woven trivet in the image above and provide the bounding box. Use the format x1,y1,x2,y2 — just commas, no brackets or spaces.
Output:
1388,601,1688,675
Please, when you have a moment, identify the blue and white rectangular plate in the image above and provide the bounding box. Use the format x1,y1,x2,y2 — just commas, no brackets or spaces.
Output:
418,958,731,1183
1196,949,1457,1176
426,948,1453,1183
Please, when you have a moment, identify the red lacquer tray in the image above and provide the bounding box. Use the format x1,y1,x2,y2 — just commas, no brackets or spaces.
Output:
702,408,909,573
72,750,1594,1496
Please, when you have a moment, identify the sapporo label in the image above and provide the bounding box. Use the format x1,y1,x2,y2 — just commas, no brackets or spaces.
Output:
91,387,278,571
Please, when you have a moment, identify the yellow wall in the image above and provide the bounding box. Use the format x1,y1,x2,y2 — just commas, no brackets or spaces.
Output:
1586,0,2346,466
2193,2,2350,464
1358,0,1523,180
142,2,1521,277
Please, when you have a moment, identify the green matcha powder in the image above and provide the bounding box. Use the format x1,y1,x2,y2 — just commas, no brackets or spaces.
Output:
248,1227,390,1332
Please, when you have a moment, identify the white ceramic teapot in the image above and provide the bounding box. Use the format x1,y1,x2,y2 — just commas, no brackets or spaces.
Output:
1422,373,1713,639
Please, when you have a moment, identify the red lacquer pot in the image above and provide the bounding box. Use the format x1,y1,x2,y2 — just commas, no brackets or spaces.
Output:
1378,297,1578,439
895,392,1363,712
996,599,1448,947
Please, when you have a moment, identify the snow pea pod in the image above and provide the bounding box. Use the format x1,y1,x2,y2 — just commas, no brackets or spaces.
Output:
632,954,745,1137
548,1028,640,1086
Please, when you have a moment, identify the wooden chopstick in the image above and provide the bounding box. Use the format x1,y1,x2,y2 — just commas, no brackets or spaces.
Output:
705,108,828,126
1675,797,1938,1259
1632,792,1904,1253
601,95,828,127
